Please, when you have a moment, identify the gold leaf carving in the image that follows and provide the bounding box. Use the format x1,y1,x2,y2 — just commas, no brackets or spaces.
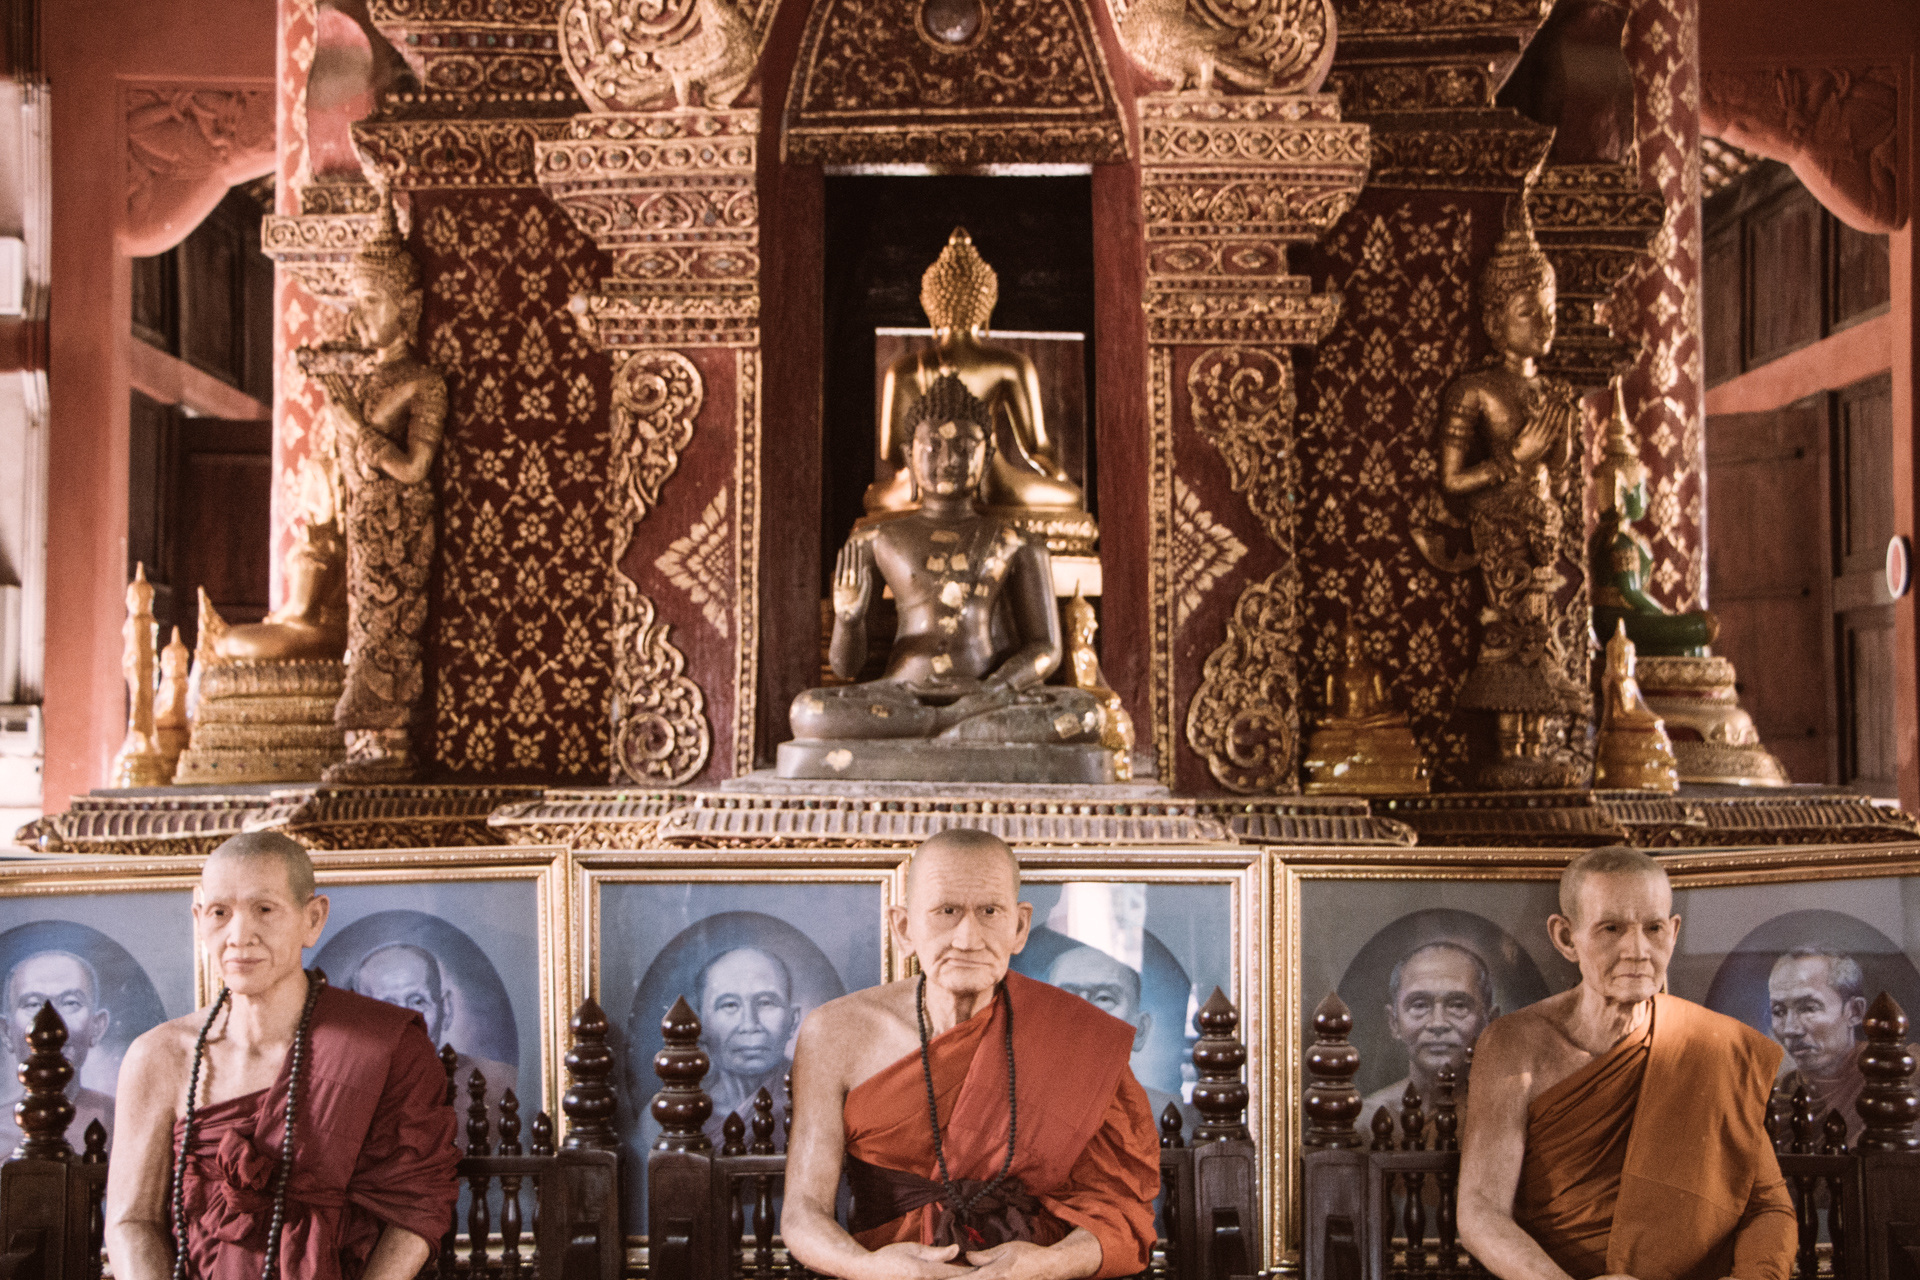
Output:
1170,479,1247,628
612,350,702,520
560,0,775,112
1111,0,1334,96
1185,569,1302,794
1187,345,1296,548
655,486,732,638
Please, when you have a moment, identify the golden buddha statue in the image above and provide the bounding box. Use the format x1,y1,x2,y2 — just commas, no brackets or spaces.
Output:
153,627,191,780
1593,620,1678,792
1065,587,1135,780
175,519,350,784
109,564,169,788
779,374,1112,783
299,181,446,783
1301,623,1430,795
869,228,1097,555
1428,199,1589,790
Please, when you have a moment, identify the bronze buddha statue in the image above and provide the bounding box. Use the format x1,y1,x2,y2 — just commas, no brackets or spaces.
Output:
1301,623,1430,795
1590,374,1718,657
779,374,1112,783
300,182,446,783
1430,199,1590,789
869,228,1096,555
1593,620,1678,792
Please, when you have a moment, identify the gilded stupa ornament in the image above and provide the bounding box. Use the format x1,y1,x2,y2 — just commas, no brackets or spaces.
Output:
297,179,446,784
1423,198,1590,790
871,229,1097,556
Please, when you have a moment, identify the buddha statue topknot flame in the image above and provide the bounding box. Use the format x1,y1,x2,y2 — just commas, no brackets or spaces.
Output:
869,228,1096,555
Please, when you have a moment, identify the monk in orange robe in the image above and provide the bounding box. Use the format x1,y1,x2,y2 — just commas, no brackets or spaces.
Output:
784,831,1160,1280
1459,846,1795,1280
105,833,460,1280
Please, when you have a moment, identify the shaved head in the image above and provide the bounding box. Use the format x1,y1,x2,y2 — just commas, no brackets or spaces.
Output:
905,829,1020,906
204,831,316,904
1558,846,1666,923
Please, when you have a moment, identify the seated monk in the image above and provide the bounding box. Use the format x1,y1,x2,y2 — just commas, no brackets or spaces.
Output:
1459,847,1794,1280
782,375,1103,776
783,830,1159,1280
105,833,459,1280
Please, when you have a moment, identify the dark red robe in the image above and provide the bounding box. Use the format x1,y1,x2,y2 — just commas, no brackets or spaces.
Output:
172,986,460,1280
842,972,1160,1280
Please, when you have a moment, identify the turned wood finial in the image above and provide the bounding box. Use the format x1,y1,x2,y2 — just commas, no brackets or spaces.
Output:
1789,1084,1815,1154
81,1119,107,1163
750,1088,777,1155
1431,1065,1459,1153
721,1110,747,1157
1399,1082,1425,1152
15,1002,74,1160
1303,991,1364,1150
648,995,712,1153
784,1069,794,1143
1159,1102,1185,1149
530,1110,555,1157
563,997,621,1151
1855,991,1920,1151
440,1043,459,1107
467,1070,491,1156
1369,1106,1394,1152
1821,1108,1847,1155
498,1090,523,1156
1191,987,1249,1143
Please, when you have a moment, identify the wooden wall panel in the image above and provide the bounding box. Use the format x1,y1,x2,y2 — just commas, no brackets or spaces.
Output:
1745,185,1823,366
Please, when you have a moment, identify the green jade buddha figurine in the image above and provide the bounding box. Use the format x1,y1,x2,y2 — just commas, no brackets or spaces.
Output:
1590,373,1718,657
777,374,1111,783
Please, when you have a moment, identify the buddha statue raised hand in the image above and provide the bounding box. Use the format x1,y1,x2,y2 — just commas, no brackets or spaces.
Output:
1429,199,1590,789
1590,374,1718,656
869,228,1095,554
778,374,1111,783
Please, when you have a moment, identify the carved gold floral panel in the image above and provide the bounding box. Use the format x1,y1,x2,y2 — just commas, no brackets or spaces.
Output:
413,191,617,781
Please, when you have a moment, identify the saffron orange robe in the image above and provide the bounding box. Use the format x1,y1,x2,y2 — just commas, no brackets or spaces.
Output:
173,986,461,1280
1515,994,1795,1280
843,972,1159,1280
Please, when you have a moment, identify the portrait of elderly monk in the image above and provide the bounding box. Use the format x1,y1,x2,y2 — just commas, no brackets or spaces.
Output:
1361,941,1498,1128
1766,945,1918,1145
1459,846,1794,1280
1045,943,1195,1133
784,830,1159,1280
104,832,459,1280
0,948,118,1152
640,945,802,1150
349,940,517,1111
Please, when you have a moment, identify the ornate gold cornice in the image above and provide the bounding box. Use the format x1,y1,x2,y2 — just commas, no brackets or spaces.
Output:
1360,114,1555,190
1528,163,1664,388
352,116,572,189
369,0,580,118
260,211,381,298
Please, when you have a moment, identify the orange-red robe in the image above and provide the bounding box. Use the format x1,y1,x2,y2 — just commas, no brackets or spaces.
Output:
843,972,1159,1280
1515,994,1795,1280
173,986,461,1280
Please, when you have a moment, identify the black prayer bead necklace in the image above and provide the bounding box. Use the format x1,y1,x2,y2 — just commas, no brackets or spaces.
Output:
915,971,1018,1227
171,968,324,1280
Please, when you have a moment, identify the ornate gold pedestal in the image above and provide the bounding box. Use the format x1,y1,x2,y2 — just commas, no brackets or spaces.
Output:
174,661,348,784
1636,655,1789,787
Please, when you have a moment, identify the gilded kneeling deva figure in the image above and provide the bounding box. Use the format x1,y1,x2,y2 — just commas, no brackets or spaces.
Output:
778,375,1111,784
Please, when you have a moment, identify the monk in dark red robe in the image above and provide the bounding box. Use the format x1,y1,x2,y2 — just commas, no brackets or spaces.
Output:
107,833,460,1280
784,831,1160,1280
1460,847,1794,1280
174,986,459,1280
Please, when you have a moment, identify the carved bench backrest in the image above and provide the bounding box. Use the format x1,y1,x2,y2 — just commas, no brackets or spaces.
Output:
646,985,1262,1280
1300,990,1920,1280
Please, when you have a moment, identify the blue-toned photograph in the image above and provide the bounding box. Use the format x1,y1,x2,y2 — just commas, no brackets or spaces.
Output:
598,878,888,1232
0,887,196,1153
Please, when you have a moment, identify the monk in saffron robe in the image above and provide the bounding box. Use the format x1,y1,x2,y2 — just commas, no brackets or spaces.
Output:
1459,847,1794,1280
784,830,1159,1280
105,833,460,1280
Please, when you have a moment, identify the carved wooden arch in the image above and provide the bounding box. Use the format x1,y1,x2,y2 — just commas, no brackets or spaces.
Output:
121,82,275,256
1702,65,1904,233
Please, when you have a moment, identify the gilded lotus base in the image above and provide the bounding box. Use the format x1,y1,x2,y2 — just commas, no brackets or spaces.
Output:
1301,726,1430,795
176,659,347,785
1637,654,1790,788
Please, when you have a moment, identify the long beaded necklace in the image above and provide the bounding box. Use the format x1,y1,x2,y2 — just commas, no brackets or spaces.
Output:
915,972,1018,1228
171,969,324,1280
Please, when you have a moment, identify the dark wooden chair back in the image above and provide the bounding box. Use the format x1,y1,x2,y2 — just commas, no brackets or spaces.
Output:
1300,990,1920,1280
0,998,626,1280
647,985,1262,1280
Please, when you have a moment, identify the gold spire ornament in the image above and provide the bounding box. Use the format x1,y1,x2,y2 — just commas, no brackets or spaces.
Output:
110,564,170,788
1593,620,1679,792
919,227,999,333
153,627,192,779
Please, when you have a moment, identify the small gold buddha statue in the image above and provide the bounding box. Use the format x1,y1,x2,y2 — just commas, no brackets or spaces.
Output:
869,228,1097,555
1591,374,1718,657
1301,623,1430,795
109,564,170,788
1065,587,1135,780
299,180,446,784
778,374,1112,783
204,520,348,663
1594,620,1678,792
1429,198,1589,790
153,627,191,780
